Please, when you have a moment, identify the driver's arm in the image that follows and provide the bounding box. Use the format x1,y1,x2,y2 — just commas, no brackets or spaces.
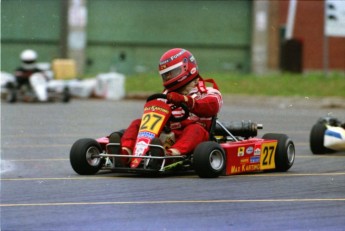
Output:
167,89,222,117
190,92,222,117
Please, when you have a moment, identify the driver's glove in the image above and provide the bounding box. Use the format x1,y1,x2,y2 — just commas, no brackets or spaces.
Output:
167,92,194,109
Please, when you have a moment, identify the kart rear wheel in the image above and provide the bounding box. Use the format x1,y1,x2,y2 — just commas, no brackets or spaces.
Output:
6,90,17,103
309,122,335,154
70,138,104,175
193,141,226,178
262,133,295,172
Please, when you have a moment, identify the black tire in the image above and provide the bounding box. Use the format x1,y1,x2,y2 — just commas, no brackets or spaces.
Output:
109,129,125,138
108,130,126,167
309,123,335,154
70,138,104,175
193,141,226,178
6,90,17,103
61,87,70,103
146,138,164,171
262,133,295,172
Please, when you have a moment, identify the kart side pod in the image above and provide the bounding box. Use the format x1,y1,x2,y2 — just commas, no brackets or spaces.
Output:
221,133,295,175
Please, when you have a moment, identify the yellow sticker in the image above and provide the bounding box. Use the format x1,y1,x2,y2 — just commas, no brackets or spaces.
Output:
260,142,277,170
139,112,164,134
237,147,245,157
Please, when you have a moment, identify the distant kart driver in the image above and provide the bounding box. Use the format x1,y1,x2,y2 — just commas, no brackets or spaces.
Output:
13,49,42,89
109,48,223,164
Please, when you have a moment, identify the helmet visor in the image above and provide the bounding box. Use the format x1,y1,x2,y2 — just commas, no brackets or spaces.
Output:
159,61,183,81
23,60,36,64
161,66,183,81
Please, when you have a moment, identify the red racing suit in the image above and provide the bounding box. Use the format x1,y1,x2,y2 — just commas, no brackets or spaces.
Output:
121,78,223,155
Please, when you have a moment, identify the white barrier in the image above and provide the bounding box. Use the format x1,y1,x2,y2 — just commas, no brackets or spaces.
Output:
94,72,125,100
68,79,97,98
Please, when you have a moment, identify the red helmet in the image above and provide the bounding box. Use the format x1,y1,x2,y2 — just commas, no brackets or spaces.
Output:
158,48,199,92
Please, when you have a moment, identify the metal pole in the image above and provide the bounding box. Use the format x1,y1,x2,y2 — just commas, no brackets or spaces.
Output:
60,0,69,58
251,0,269,75
67,0,87,75
323,34,329,77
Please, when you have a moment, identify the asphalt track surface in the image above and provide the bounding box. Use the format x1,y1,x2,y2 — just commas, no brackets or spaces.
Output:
1,96,345,231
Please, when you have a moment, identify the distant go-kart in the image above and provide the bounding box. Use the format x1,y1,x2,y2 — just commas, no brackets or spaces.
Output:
70,94,295,178
310,116,345,154
6,72,70,103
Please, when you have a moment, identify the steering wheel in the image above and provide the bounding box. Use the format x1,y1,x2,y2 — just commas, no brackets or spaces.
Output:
146,93,189,122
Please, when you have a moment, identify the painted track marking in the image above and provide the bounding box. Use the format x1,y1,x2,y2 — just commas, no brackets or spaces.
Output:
1,198,345,207
1,172,345,181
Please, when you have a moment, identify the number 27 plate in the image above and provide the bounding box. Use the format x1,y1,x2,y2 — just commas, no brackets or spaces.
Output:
260,141,277,170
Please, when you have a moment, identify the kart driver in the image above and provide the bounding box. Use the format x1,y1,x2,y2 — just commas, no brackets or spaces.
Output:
13,49,42,89
110,48,223,163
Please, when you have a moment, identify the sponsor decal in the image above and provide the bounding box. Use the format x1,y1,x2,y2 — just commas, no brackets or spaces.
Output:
190,67,197,75
144,106,169,114
177,75,188,82
240,158,249,164
159,59,170,66
242,164,260,171
189,55,195,62
159,64,167,70
170,49,185,60
134,141,148,156
231,164,261,174
170,122,181,130
159,50,186,65
163,137,175,149
254,148,261,156
246,146,254,155
138,131,155,139
231,166,241,174
237,147,245,157
250,156,260,163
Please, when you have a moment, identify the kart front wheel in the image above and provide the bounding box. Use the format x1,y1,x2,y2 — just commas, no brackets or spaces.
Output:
193,141,226,178
309,122,335,154
70,138,104,175
262,133,295,172
61,87,71,103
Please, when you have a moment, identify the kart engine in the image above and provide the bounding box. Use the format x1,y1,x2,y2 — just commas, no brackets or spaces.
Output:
214,120,263,138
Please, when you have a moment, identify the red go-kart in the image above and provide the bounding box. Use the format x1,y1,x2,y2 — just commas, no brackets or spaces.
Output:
70,94,295,178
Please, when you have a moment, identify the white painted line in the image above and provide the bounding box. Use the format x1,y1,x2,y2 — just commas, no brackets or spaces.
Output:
1,198,345,207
